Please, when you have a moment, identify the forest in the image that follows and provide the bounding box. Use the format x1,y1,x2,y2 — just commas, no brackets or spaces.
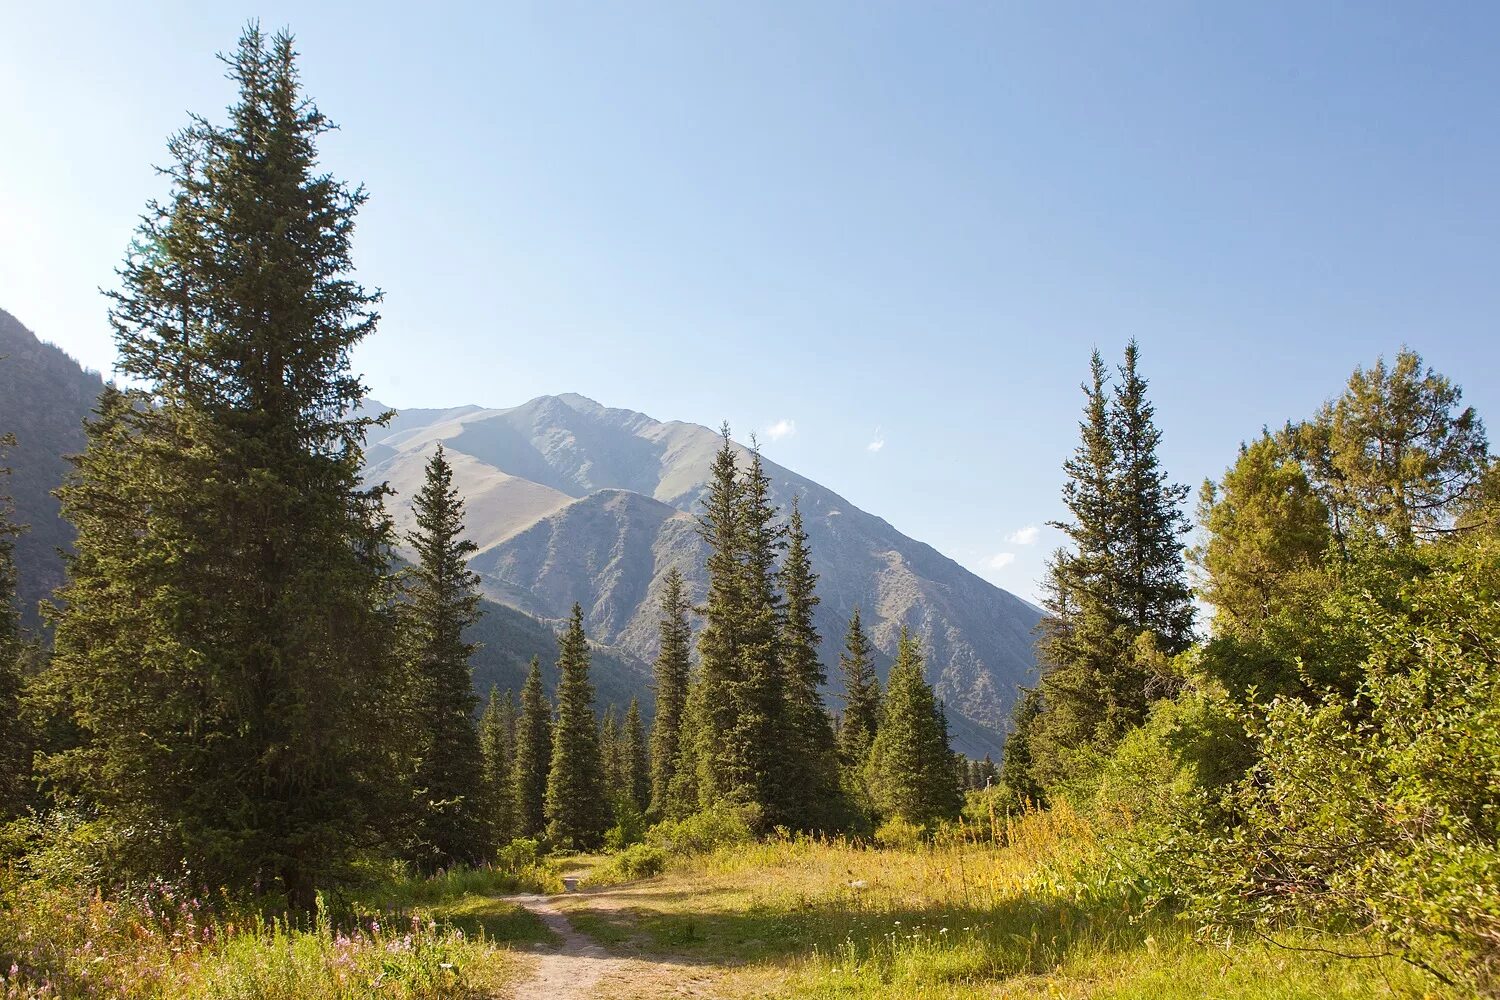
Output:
0,26,1495,1000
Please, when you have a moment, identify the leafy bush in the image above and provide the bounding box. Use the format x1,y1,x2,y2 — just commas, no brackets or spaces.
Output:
582,843,666,887
644,804,756,857
603,798,647,852
872,817,924,850
1157,540,1500,994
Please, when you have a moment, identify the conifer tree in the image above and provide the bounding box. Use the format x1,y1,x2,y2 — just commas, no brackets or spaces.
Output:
1011,343,1193,796
865,628,961,828
734,443,788,822
622,696,649,813
403,444,486,870
479,687,518,847
692,426,751,805
1112,341,1194,650
48,28,397,907
545,605,609,848
512,657,552,838
836,606,880,769
0,435,27,820
648,569,692,816
599,703,622,802
778,496,839,827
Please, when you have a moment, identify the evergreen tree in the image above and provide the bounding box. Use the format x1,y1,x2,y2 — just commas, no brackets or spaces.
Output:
622,696,650,813
1286,349,1488,548
403,444,486,871
778,496,839,827
836,606,881,769
479,687,518,847
865,628,961,828
0,434,28,820
599,703,622,802
545,605,609,848
1112,341,1195,650
692,426,751,805
1011,344,1193,796
648,568,692,816
512,657,552,838
48,28,397,907
733,442,788,823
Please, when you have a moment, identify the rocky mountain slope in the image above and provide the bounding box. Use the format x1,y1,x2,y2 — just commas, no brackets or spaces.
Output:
368,393,1041,755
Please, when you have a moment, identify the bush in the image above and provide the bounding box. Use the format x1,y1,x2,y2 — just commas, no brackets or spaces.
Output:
603,798,647,852
1156,540,1500,994
582,843,666,887
644,804,756,857
872,817,924,850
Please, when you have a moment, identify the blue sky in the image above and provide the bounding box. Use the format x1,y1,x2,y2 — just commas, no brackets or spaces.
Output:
3,3,1498,602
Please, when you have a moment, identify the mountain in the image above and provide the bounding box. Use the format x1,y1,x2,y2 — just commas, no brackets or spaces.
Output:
0,308,1040,756
0,309,105,627
367,393,1042,756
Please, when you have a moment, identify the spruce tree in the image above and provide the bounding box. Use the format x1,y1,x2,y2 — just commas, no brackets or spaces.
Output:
778,495,839,828
48,28,397,907
1012,343,1193,796
734,443,787,823
622,696,650,813
545,605,609,848
648,568,692,816
836,606,880,769
692,426,751,805
479,687,518,848
403,444,486,870
599,703,622,802
512,657,552,839
1112,341,1194,650
865,628,961,828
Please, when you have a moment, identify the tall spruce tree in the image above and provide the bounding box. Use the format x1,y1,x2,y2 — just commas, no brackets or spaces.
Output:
1112,341,1194,650
865,628,961,828
0,434,28,821
732,442,788,823
512,657,552,839
778,496,839,828
403,444,487,870
648,568,692,817
48,28,397,907
1009,343,1192,797
691,426,751,805
836,606,880,770
622,696,650,813
478,687,518,848
545,605,609,848
599,703,623,802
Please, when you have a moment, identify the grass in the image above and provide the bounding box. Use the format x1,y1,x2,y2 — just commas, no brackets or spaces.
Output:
555,805,1454,999
0,863,553,999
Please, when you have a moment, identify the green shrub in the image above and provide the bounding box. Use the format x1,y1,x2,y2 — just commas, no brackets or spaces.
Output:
1157,540,1500,994
872,817,924,850
582,843,666,887
603,798,647,852
644,804,756,857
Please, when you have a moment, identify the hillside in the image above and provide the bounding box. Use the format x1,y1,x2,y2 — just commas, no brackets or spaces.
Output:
0,309,105,626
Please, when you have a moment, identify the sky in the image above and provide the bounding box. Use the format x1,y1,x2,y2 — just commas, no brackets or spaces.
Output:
3,3,1498,603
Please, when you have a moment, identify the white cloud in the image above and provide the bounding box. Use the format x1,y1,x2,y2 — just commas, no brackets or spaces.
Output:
987,552,1016,569
1006,524,1040,546
765,418,796,441
866,428,885,453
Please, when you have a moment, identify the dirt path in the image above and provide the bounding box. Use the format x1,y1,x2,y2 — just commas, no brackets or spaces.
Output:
504,878,727,999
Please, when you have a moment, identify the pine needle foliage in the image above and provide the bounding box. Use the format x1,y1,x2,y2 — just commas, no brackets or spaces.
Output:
46,27,398,908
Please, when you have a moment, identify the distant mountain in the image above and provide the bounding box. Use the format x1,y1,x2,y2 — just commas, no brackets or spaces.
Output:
367,393,1042,756
0,308,1040,756
0,309,104,627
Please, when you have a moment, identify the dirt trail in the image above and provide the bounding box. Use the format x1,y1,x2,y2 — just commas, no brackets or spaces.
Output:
505,877,725,999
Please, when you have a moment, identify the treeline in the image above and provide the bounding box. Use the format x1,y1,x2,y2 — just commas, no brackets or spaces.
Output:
0,26,963,911
1001,343,1499,991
